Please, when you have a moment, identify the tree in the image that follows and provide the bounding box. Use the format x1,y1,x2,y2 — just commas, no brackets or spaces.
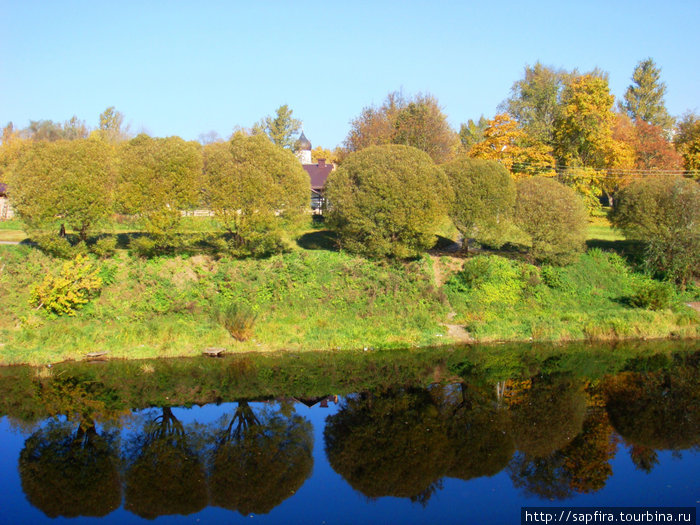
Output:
458,116,489,151
468,114,555,177
203,133,309,256
674,112,700,176
117,134,202,248
325,144,452,258
514,177,588,265
613,113,683,171
622,58,674,130
343,92,458,163
442,157,515,248
501,62,568,147
8,138,116,240
96,106,128,143
311,145,338,164
257,105,301,150
610,176,700,285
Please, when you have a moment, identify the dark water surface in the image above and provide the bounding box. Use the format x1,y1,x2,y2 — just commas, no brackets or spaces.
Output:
0,343,698,523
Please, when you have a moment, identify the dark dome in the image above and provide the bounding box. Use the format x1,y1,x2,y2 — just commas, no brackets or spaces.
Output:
295,132,312,151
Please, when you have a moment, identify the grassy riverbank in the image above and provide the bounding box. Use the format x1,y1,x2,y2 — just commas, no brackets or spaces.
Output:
0,221,698,365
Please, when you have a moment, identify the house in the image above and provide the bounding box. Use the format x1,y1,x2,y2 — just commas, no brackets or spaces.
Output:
0,183,13,220
295,132,334,212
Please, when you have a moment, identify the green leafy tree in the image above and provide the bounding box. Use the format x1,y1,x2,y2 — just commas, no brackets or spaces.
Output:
209,402,313,515
610,176,700,285
622,58,674,130
8,138,116,239
204,133,309,255
514,177,588,265
257,105,301,150
117,134,202,249
442,157,516,249
325,144,452,258
96,106,129,143
501,62,568,147
458,116,489,151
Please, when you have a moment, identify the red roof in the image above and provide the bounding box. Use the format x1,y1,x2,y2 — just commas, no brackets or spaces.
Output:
302,160,334,191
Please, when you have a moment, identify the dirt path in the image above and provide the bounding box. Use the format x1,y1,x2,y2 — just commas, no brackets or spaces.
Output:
686,302,700,314
429,255,474,343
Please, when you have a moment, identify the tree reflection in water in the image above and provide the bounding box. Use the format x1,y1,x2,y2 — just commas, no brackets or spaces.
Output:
324,388,452,505
604,355,700,471
208,401,314,515
124,407,208,520
19,419,121,518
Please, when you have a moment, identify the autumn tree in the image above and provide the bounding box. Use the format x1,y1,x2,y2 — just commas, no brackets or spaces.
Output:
674,113,700,176
621,58,674,130
311,145,338,164
343,92,458,163
203,133,309,256
9,138,116,240
117,134,202,250
514,177,588,265
325,144,452,258
442,157,515,248
256,105,301,150
613,113,683,171
610,176,700,285
468,113,555,176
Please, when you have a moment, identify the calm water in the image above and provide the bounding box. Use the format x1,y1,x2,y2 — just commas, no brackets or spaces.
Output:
0,346,698,523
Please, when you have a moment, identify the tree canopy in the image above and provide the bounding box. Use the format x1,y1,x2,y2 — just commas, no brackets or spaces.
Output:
325,144,451,258
255,105,302,150
621,58,674,130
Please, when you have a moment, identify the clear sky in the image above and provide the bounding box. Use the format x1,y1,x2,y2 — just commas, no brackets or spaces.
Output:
2,0,699,149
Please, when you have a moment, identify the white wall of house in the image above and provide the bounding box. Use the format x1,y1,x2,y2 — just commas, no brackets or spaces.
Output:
0,197,14,220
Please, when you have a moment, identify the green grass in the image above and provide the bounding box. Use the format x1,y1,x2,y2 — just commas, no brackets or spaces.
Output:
444,249,699,343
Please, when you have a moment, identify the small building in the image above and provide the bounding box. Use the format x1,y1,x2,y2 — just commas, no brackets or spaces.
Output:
0,183,13,220
295,132,334,212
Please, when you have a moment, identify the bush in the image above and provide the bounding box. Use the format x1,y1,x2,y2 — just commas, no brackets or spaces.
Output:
33,233,76,259
611,176,700,286
442,157,515,249
447,255,526,307
627,281,674,311
325,144,452,258
91,237,117,259
217,303,257,341
514,177,588,265
30,254,103,316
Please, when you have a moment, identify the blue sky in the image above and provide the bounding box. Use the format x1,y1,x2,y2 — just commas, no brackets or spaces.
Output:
2,1,699,148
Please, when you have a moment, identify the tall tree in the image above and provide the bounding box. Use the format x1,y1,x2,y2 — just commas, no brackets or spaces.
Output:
622,58,674,129
458,116,489,151
96,106,128,143
258,105,301,150
501,62,568,147
674,112,700,176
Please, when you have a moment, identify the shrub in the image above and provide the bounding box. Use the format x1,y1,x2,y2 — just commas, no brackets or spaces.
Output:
91,237,117,259
447,255,525,307
611,176,700,286
325,144,452,258
514,177,588,265
442,157,515,249
30,254,103,316
627,281,674,311
217,303,257,341
33,233,76,259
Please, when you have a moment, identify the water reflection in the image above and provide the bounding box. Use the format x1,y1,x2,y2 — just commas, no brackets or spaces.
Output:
209,401,313,515
19,419,121,518
5,348,699,520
